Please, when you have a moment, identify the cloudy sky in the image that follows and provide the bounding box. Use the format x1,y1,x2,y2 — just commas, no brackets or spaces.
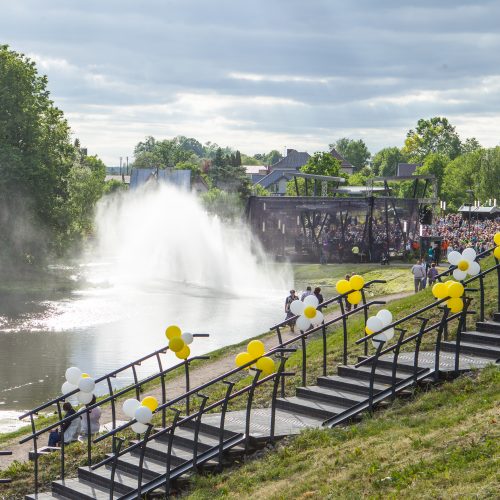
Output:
2,0,499,164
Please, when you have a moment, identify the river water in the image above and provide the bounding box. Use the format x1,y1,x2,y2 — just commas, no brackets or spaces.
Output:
0,185,291,432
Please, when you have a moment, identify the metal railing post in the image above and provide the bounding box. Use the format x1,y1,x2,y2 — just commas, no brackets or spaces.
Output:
338,297,349,364
300,335,307,387
135,424,154,498
218,381,235,469
106,376,117,430
56,401,65,481
454,298,471,375
184,360,191,415
29,414,38,494
155,351,167,428
391,329,406,400
244,370,262,453
368,341,384,413
434,307,450,382
361,288,369,357
109,436,124,500
192,394,209,471
479,274,485,322
270,357,287,443
413,318,429,383
321,322,327,376
164,408,181,498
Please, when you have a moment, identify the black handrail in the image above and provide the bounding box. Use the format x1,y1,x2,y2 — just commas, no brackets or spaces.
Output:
94,299,386,444
271,279,386,331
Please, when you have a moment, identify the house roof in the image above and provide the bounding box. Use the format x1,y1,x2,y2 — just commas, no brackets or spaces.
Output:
269,149,310,170
256,169,293,188
245,165,267,175
330,147,354,170
397,163,421,176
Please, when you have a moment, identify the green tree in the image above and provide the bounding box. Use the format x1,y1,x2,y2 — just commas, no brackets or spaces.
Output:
403,117,462,161
415,153,450,196
206,148,251,199
348,166,373,186
0,45,75,264
330,138,371,170
461,137,482,155
371,147,406,177
133,137,193,168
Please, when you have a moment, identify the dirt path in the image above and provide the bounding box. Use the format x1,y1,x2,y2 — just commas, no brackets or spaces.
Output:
0,291,411,470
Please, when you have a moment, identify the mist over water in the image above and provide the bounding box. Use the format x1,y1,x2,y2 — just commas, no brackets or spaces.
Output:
93,184,289,294
0,184,292,430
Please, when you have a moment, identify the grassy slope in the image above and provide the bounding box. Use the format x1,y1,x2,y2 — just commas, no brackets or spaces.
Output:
187,366,499,500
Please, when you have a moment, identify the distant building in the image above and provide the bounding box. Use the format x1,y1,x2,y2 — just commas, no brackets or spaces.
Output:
245,164,269,184
129,168,191,190
397,163,422,176
255,169,294,195
329,147,355,176
269,149,310,172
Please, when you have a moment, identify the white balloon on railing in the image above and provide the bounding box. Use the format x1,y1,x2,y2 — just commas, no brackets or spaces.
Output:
453,269,467,281
462,248,476,261
447,251,461,265
304,294,319,308
122,398,141,418
311,310,324,326
61,381,77,395
376,309,392,326
77,391,93,405
134,405,153,424
181,332,194,345
468,261,480,276
296,315,311,332
366,316,383,333
290,299,304,315
65,367,82,385
131,422,148,434
78,377,95,393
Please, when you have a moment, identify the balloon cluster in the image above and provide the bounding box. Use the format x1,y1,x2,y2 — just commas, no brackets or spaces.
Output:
365,309,394,347
290,294,323,331
432,280,464,313
235,340,275,376
448,248,480,281
165,325,193,360
62,367,96,405
123,396,159,434
335,275,365,305
494,233,500,259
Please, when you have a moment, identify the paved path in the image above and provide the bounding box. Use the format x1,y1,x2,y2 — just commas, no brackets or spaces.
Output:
0,291,411,470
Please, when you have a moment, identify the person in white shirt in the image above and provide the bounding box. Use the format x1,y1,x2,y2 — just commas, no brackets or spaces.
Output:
411,259,425,293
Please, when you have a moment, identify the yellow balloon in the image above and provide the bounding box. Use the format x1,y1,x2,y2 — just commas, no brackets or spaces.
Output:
365,326,373,335
447,281,464,299
445,280,455,288
169,337,185,352
349,275,365,291
432,282,448,299
494,246,500,260
247,340,265,358
347,291,362,305
176,345,190,360
81,373,90,379
457,260,469,272
235,351,252,368
494,232,500,246
304,306,316,319
446,297,464,313
335,279,351,295
141,396,159,412
255,356,275,376
166,325,182,340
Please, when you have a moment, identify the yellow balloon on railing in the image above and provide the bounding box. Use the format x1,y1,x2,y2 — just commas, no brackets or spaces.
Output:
349,275,365,291
176,345,190,360
432,282,447,299
446,297,464,313
447,282,464,299
494,246,500,260
235,352,252,368
494,232,500,246
336,279,351,295
247,340,265,358
169,337,185,352
347,291,362,305
255,356,275,376
141,396,159,412
165,325,182,340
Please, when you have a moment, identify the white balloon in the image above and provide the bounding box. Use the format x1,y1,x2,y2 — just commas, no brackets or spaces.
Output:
447,251,462,265
462,247,477,262
65,367,82,385
371,334,386,348
61,381,78,395
296,315,311,331
453,269,467,281
77,391,93,405
383,327,395,342
311,310,324,326
78,377,95,393
122,398,141,418
134,405,153,424
303,294,319,308
131,422,148,434
468,261,480,276
366,316,383,333
376,309,393,326
290,299,304,315
181,332,194,345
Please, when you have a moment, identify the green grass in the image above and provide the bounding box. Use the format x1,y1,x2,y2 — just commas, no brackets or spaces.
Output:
184,365,500,499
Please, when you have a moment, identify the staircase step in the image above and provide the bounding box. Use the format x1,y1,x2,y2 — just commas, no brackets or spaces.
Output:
296,385,365,406
275,396,350,419
111,453,165,479
365,357,418,373
181,419,240,440
51,478,118,500
130,439,192,465
155,426,220,452
476,321,500,334
78,465,138,495
317,375,389,395
25,494,66,500
338,365,413,385
493,312,500,322
461,331,500,346
441,340,500,359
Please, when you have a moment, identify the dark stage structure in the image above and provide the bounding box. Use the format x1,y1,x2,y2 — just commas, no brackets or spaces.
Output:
246,174,438,263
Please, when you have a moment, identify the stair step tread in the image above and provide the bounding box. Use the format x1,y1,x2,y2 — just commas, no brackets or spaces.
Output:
442,340,500,353
113,453,166,475
52,478,119,499
318,375,389,392
463,331,500,341
476,320,500,331
173,427,221,447
132,439,194,461
79,465,139,490
299,385,366,403
277,396,349,415
342,365,413,378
